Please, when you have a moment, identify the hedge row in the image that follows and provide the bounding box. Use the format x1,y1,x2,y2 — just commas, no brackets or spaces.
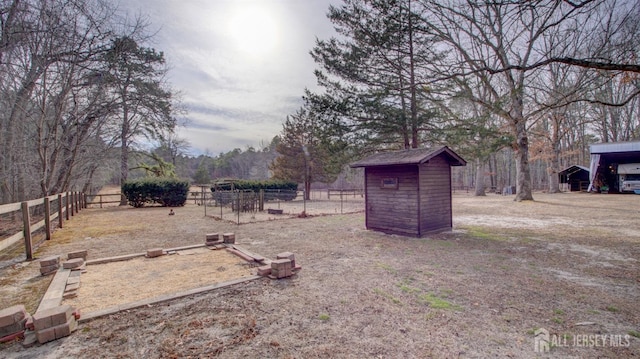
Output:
211,180,298,201
122,178,190,208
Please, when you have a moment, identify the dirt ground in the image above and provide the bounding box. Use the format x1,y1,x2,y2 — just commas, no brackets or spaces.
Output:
62,248,255,315
0,190,639,358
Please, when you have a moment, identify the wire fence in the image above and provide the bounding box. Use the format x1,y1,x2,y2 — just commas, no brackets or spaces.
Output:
199,189,365,224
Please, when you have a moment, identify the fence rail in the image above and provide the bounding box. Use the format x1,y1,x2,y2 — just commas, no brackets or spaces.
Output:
0,192,85,265
85,193,123,208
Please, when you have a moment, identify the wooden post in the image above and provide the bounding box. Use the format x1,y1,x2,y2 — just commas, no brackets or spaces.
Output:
44,197,51,240
70,192,75,217
66,192,70,220
21,202,33,260
58,194,63,228
259,189,264,212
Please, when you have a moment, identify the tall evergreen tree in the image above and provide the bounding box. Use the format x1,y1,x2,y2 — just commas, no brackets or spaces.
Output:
311,0,442,150
103,36,174,204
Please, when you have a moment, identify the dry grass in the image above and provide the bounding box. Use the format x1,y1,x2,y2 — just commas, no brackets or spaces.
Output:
62,248,254,314
0,190,638,358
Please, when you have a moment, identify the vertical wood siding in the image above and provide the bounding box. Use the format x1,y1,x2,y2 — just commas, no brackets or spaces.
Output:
365,165,419,236
419,157,452,234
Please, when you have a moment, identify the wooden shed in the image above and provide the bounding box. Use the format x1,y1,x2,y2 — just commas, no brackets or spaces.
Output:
558,165,590,192
350,146,466,237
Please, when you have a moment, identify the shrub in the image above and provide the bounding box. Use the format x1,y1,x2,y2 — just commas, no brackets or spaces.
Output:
122,178,189,208
211,180,298,201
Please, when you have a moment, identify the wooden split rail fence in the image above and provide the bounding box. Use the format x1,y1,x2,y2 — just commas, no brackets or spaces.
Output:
0,192,85,261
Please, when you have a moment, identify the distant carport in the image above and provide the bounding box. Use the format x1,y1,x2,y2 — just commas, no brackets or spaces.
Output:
558,165,590,192
588,141,640,192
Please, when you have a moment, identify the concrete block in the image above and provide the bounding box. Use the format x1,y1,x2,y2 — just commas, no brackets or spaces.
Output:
257,265,271,276
39,255,60,267
66,276,80,285
62,290,77,299
205,233,219,241
32,313,52,332
53,317,77,339
40,264,59,276
65,282,80,291
62,258,84,269
33,305,74,330
0,317,28,337
277,252,296,268
146,248,164,258
36,327,56,344
271,259,293,278
67,250,88,260
0,305,27,327
223,232,236,244
70,263,86,272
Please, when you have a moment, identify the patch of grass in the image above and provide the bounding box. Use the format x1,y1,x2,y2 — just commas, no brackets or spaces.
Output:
587,309,600,314
466,227,507,241
373,288,402,305
553,309,564,315
318,313,330,321
376,262,397,274
605,306,619,313
419,292,461,310
552,317,563,324
398,282,421,294
628,330,640,338
440,288,453,298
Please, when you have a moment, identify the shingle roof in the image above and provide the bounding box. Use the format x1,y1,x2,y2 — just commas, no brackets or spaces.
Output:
350,146,466,168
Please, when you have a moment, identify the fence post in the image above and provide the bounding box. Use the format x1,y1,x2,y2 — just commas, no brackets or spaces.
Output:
21,202,33,260
259,189,264,211
66,192,70,220
71,192,75,217
58,194,64,228
74,192,79,213
44,197,51,240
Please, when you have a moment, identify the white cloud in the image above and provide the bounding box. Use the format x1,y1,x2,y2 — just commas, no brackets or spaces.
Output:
121,0,339,155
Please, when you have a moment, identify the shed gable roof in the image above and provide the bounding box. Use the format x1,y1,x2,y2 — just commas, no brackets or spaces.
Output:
350,146,466,168
558,165,589,176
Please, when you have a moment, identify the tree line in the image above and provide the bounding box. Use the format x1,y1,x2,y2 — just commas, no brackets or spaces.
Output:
2,0,638,205
272,0,640,200
0,0,176,205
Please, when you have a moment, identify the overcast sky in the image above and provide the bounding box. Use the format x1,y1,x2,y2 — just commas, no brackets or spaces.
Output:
122,0,340,156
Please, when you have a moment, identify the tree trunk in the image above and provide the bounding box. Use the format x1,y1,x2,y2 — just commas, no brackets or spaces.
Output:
120,108,130,205
514,119,534,201
474,158,486,196
547,136,561,194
